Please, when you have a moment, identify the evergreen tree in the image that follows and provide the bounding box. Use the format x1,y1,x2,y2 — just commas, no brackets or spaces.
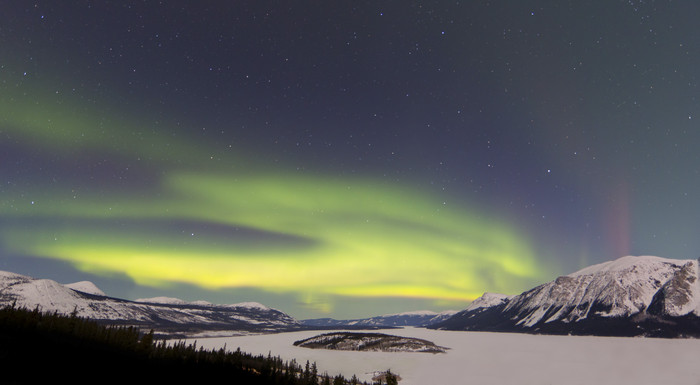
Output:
384,370,398,385
138,329,154,353
311,362,319,384
303,360,311,383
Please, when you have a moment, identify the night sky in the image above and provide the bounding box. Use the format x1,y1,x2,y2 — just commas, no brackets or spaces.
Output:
2,1,699,319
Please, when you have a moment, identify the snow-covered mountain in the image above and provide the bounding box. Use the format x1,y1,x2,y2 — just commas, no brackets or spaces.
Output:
301,310,458,328
65,280,106,296
0,270,300,337
464,292,513,311
432,255,700,337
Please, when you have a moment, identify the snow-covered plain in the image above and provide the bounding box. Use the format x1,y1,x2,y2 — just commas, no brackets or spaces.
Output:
188,327,700,385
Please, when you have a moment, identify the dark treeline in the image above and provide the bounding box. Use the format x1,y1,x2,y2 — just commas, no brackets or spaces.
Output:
0,304,398,385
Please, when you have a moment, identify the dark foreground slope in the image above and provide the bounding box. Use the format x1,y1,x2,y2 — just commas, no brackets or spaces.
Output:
0,305,370,385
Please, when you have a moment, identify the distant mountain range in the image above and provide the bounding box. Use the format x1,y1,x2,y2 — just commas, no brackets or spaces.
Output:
301,310,457,328
0,270,301,338
431,255,700,338
0,269,453,337
3,255,700,338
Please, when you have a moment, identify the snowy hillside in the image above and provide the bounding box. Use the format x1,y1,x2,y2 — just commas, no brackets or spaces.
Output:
433,255,700,337
465,292,513,311
135,296,190,305
65,281,106,296
504,255,694,326
0,270,301,337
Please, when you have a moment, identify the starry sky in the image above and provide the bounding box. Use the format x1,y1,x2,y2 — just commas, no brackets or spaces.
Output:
1,1,699,319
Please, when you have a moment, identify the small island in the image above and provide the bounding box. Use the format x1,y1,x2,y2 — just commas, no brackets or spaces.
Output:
293,332,448,353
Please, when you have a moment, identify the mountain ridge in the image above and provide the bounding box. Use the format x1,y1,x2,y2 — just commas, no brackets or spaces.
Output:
5,254,700,338
431,255,700,337
0,270,301,338
300,309,458,328
0,269,454,336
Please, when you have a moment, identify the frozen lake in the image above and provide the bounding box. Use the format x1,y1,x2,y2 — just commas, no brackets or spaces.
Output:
187,328,700,385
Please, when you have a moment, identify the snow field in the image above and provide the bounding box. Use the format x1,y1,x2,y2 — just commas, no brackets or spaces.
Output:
189,327,700,385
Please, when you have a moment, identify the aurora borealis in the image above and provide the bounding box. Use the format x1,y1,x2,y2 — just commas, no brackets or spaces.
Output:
2,1,700,318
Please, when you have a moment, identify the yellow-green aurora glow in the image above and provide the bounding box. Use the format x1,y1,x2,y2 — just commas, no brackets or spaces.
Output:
9,1,700,319
0,87,552,315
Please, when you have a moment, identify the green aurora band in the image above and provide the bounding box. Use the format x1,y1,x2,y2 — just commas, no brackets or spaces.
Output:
0,86,554,312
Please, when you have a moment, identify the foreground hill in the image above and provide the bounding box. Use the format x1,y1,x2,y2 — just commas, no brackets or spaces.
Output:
432,255,700,337
0,305,372,385
0,270,300,337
